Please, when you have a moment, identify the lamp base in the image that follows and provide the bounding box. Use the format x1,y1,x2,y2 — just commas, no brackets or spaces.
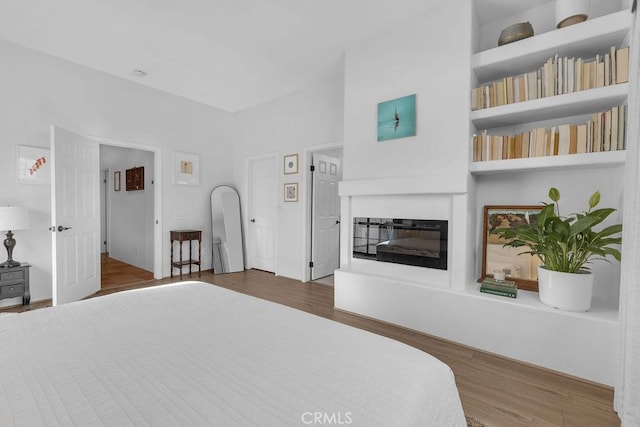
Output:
0,260,21,268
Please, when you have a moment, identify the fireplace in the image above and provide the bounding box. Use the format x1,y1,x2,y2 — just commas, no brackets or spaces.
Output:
353,218,448,270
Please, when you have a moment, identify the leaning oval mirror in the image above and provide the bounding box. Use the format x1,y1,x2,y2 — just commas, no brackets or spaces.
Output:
211,185,244,273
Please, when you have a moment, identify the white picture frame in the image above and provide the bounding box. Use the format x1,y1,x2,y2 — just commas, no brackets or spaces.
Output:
284,153,298,174
174,151,200,185
16,145,50,185
284,182,298,202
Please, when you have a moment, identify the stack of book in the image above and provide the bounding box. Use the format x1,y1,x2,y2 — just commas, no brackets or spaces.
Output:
471,46,629,111
480,278,517,298
471,104,626,162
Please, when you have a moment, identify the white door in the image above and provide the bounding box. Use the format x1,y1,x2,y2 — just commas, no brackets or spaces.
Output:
311,153,340,280
249,156,277,272
51,126,101,305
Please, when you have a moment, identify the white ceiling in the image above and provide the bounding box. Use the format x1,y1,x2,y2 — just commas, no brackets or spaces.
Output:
0,0,553,113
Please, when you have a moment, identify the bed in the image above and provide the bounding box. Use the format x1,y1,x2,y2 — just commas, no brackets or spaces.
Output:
0,281,465,426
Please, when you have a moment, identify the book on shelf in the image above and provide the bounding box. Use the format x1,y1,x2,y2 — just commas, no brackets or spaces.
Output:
480,287,517,298
470,46,630,111
482,278,516,288
471,104,627,162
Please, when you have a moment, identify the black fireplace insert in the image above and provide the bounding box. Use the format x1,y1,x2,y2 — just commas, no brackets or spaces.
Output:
353,218,448,270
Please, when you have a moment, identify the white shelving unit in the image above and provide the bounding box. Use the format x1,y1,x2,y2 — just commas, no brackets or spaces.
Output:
470,7,631,174
463,2,631,385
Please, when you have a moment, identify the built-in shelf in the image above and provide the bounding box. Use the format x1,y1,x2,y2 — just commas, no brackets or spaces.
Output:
470,150,626,175
470,84,628,129
473,10,632,82
462,282,619,324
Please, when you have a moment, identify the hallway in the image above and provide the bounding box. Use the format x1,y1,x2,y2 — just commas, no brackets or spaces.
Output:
101,254,153,289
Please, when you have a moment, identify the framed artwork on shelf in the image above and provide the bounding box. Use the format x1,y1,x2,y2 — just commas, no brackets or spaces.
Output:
174,151,200,185
284,183,298,202
480,205,544,292
377,94,416,142
284,154,298,174
114,171,121,191
16,145,50,185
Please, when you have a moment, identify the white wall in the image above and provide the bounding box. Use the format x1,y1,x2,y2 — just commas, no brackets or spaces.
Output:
233,76,345,280
100,145,154,271
343,2,471,182
0,38,235,304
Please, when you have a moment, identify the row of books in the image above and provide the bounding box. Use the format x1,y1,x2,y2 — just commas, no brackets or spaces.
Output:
471,46,629,111
471,104,626,162
480,278,517,298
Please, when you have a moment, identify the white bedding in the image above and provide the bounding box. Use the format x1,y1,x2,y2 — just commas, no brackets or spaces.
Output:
0,282,465,426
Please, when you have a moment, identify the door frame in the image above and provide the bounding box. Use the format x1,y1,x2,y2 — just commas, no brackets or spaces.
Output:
302,142,343,282
245,153,279,274
89,134,163,280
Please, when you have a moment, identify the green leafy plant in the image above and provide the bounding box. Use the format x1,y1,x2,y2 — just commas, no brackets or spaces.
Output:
491,187,622,273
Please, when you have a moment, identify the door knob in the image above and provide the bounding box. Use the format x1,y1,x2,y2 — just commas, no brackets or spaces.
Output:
336,220,341,224
57,226,72,232
251,218,256,223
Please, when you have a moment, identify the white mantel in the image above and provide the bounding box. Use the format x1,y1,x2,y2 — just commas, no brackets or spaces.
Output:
338,174,469,197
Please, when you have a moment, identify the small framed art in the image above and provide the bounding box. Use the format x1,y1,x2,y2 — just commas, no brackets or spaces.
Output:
174,151,200,185
284,154,298,174
284,183,298,202
114,171,121,191
16,145,50,185
377,94,417,142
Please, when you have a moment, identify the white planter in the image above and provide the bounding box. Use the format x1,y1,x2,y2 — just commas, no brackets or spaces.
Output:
537,266,594,311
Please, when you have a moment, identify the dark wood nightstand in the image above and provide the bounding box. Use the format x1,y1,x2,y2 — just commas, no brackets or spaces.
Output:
0,263,30,308
170,230,202,279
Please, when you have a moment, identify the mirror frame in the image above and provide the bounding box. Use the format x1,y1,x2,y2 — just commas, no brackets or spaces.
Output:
479,205,544,292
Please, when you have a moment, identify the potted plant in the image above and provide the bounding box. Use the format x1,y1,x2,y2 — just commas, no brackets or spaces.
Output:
491,187,622,311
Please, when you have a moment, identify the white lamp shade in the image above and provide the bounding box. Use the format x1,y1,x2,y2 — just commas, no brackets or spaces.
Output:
555,0,589,28
0,207,30,231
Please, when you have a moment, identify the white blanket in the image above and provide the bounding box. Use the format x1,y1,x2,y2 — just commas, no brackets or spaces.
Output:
0,282,465,426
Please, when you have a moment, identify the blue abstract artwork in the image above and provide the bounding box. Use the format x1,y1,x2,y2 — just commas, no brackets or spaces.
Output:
377,94,416,141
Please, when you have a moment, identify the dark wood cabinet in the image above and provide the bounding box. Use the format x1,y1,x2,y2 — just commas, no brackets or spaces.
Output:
0,263,30,308
170,230,202,279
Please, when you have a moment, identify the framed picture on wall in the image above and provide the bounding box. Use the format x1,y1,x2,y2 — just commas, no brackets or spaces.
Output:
284,154,298,174
16,145,50,185
377,94,417,142
284,183,298,202
174,151,200,185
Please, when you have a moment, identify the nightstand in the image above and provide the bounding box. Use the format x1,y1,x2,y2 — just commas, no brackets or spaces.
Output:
0,263,30,308
170,230,202,279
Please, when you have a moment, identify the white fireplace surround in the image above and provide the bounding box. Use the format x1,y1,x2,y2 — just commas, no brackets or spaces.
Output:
335,175,618,386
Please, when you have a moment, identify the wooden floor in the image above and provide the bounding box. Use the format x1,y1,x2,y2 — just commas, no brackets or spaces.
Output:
100,253,154,289
2,269,620,426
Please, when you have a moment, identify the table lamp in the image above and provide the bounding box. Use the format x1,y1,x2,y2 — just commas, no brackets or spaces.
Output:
0,206,29,268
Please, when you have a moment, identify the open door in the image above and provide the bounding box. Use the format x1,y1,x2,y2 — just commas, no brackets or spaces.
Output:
50,126,100,305
311,153,340,280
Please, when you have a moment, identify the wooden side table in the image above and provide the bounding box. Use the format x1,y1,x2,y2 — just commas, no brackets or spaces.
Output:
170,230,202,279
0,263,31,309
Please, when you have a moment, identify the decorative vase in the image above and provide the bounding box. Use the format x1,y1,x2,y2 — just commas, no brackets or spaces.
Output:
537,266,594,311
555,0,589,28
